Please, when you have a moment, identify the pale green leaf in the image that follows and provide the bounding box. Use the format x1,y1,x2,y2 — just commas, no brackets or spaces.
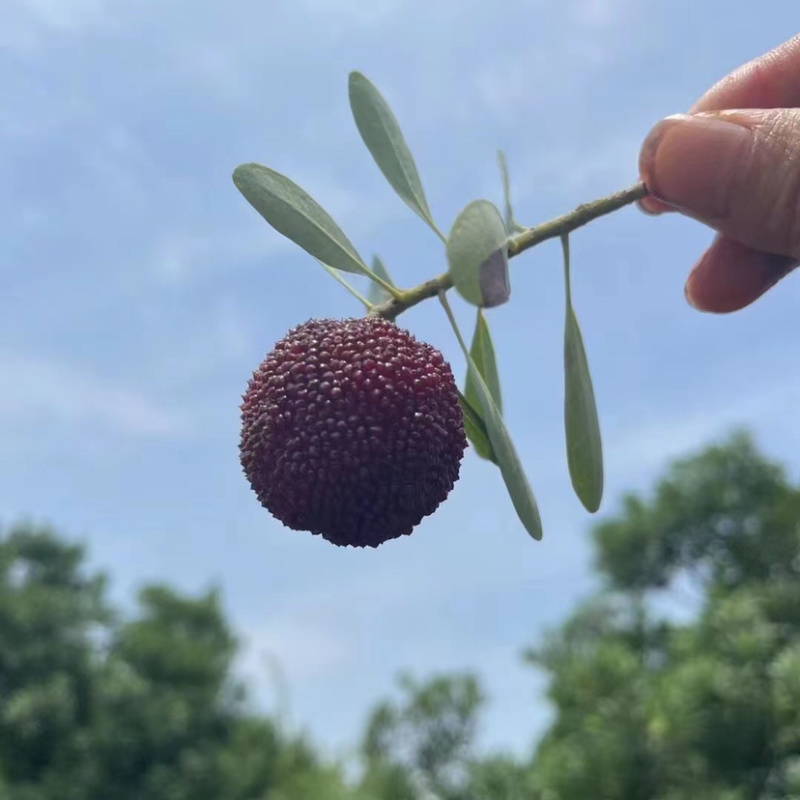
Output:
498,150,514,231
348,72,440,237
233,163,367,275
441,294,542,540
368,255,395,306
314,259,371,309
562,235,603,512
465,308,502,415
457,389,498,465
446,200,511,308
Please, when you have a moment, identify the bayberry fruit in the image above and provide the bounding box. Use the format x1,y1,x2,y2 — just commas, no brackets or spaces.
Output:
239,316,467,547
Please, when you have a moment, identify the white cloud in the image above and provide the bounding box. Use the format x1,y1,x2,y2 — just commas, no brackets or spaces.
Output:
0,351,181,436
512,131,642,204
0,74,92,146
157,0,403,103
607,374,800,480
570,0,629,30
233,567,439,695
150,169,401,285
166,40,256,104
232,572,409,704
0,0,125,50
14,0,107,30
239,618,351,685
149,295,253,388
149,229,274,285
297,0,402,31
474,0,643,125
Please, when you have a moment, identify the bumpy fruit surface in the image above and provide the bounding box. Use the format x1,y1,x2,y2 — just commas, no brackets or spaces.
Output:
240,316,467,547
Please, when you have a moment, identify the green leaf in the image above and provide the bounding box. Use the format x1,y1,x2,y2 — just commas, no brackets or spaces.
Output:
562,235,603,512
497,150,514,231
315,259,371,309
368,255,395,306
232,163,368,275
440,294,542,540
462,310,501,463
446,200,511,308
348,72,441,237
457,389,498,465
465,308,502,415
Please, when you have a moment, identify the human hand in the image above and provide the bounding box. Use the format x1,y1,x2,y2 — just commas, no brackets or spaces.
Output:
638,34,800,312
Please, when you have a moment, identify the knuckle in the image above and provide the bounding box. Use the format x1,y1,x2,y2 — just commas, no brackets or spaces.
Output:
756,113,800,257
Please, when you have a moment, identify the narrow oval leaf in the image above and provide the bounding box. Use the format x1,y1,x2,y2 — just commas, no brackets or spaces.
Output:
348,72,438,234
233,163,367,275
457,389,498,464
562,235,603,512
368,254,395,306
465,309,502,414
441,296,542,540
446,200,510,308
497,150,514,231
466,358,542,539
315,259,371,309
565,311,604,511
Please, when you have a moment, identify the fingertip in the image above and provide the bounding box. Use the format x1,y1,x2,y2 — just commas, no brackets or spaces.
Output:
684,236,798,313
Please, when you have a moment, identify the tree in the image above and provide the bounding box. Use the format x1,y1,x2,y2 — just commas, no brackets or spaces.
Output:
0,526,109,798
359,671,484,800
0,524,356,800
7,430,800,800
357,671,536,800
527,431,800,800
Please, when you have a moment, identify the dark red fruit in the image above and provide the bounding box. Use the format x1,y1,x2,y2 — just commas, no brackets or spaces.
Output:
239,316,467,547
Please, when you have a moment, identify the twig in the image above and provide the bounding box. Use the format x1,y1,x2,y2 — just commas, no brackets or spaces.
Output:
371,181,648,321
507,181,647,257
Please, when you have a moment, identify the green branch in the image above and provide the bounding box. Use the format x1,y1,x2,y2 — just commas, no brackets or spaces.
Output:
507,181,647,256
370,181,647,321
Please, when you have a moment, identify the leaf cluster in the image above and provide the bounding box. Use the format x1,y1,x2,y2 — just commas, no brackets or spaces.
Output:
233,71,606,541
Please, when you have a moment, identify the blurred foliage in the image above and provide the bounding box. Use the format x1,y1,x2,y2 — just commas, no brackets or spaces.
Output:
0,525,352,800
4,430,800,798
359,671,486,799
526,431,800,800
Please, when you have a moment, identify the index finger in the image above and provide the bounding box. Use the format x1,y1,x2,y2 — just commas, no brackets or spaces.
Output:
640,33,800,215
690,33,800,112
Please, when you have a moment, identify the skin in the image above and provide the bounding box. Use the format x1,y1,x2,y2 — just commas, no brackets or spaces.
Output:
638,33,800,312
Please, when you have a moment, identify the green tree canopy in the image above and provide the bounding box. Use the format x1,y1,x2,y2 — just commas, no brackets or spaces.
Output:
0,524,355,800
358,670,537,800
528,432,800,800
5,431,800,800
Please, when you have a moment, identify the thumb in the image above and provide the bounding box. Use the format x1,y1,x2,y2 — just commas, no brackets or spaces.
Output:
639,108,800,260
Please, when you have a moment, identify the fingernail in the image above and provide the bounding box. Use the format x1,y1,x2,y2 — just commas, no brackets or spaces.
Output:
639,113,752,219
637,196,677,216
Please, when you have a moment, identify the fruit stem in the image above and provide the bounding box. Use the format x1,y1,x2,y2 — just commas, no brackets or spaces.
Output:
370,180,648,321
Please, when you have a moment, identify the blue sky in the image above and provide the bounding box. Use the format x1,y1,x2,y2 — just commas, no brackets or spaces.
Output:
2,0,799,764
